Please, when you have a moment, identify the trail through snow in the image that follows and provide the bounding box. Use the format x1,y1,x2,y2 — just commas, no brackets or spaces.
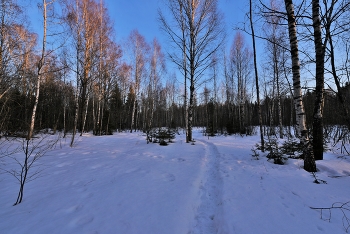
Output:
1,129,350,233
190,139,226,234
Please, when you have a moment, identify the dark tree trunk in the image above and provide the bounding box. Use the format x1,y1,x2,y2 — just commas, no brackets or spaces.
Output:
312,0,325,161
187,82,194,142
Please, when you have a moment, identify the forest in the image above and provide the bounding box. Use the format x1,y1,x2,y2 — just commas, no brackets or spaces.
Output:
1,0,350,174
2,2,350,232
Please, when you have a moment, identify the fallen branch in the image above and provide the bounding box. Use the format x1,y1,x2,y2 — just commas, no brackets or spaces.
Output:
310,201,350,232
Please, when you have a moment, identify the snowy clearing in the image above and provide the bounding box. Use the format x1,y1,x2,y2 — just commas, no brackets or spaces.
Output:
1,129,350,234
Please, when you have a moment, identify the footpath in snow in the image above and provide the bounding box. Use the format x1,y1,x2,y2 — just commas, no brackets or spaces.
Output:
1,129,350,234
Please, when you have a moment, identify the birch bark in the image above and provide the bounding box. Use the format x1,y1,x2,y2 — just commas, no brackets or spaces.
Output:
284,0,316,172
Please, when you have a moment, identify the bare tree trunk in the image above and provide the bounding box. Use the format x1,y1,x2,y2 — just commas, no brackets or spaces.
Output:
274,42,283,139
106,109,110,134
284,0,316,172
250,0,264,150
160,0,224,142
96,95,101,135
183,29,188,142
27,0,48,140
14,0,51,206
329,33,350,128
70,83,79,146
80,92,89,135
186,0,196,143
188,82,194,142
92,93,96,134
213,60,217,133
98,0,103,136
312,0,325,160
99,100,104,135
70,0,81,147
63,94,66,137
130,98,136,133
276,75,283,138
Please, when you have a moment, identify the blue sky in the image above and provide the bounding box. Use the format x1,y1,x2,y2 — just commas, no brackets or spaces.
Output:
105,0,248,44
24,0,260,80
103,0,254,75
25,0,251,52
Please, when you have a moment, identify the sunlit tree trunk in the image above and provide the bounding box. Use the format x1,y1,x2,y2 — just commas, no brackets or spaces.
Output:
15,0,51,206
70,0,82,146
128,30,149,133
80,91,89,135
27,0,49,140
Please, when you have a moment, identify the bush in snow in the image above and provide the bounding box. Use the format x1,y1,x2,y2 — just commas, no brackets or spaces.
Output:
146,127,176,146
265,136,287,165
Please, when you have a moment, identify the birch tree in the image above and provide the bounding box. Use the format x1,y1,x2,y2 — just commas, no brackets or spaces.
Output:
145,38,165,131
12,0,53,206
65,0,101,144
6,24,37,132
92,1,119,135
159,0,225,142
262,0,286,139
159,0,189,140
230,32,252,134
325,0,350,130
0,0,23,101
311,0,325,161
310,0,350,159
27,0,53,140
284,0,316,172
127,30,149,132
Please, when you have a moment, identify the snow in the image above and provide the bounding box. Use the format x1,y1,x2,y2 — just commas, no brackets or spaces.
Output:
1,128,350,233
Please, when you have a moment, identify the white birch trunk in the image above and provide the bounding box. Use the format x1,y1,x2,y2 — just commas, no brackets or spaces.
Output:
27,0,48,140
284,0,316,172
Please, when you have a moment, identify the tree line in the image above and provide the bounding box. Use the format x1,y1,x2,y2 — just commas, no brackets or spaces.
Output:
1,0,350,167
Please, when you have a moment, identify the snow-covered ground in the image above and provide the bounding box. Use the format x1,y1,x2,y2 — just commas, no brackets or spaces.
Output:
1,128,350,234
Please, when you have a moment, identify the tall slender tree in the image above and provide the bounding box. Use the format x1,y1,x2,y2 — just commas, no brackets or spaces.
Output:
159,0,225,142
284,0,316,172
230,32,252,134
311,0,325,161
127,30,149,132
14,0,53,206
249,0,264,150
27,0,52,140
